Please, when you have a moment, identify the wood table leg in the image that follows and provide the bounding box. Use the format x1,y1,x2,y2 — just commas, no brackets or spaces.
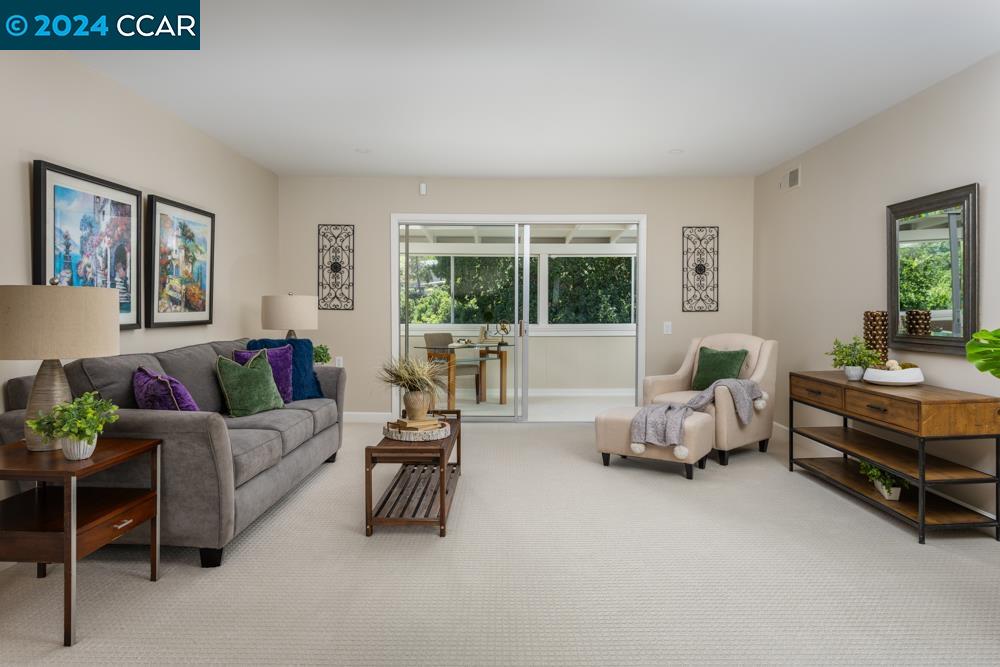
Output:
499,349,508,405
37,481,48,577
365,449,374,537
447,353,456,410
150,444,160,582
478,350,488,402
438,455,447,537
63,475,77,647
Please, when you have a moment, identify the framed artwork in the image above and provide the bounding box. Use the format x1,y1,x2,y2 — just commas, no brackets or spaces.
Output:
145,196,215,327
681,226,719,312
318,224,355,310
31,161,142,329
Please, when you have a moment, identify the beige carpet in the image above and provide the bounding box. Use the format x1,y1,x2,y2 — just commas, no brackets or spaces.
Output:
1,422,999,664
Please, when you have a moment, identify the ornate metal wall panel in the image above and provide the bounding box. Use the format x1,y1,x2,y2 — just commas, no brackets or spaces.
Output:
318,224,355,310
681,226,718,312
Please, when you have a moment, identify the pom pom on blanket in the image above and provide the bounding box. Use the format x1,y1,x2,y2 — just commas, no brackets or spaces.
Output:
630,441,688,460
753,391,769,411
630,442,646,455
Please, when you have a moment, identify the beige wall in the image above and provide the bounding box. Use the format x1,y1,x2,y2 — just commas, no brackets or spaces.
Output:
0,55,279,499
279,176,755,412
754,53,1000,510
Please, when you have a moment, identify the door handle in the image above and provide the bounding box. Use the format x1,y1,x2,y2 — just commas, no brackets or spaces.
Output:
519,320,525,336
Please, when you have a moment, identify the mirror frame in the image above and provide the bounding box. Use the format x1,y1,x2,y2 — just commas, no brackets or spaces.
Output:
887,183,979,355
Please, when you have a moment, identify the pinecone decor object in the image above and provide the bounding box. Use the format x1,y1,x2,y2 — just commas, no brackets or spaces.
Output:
863,310,889,363
904,309,932,336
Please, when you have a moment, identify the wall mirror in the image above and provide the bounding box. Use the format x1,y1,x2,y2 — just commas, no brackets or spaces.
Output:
888,183,978,355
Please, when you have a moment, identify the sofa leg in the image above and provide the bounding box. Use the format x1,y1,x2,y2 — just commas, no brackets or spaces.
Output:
200,548,224,568
717,450,729,466
758,439,769,453
324,452,337,463
697,455,707,470
601,452,610,466
684,463,694,480
620,455,628,459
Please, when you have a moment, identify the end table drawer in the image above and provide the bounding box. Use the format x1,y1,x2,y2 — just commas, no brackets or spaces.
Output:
791,376,843,410
845,389,919,432
78,494,155,559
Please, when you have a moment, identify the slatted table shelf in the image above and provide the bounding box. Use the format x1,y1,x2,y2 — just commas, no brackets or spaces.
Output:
372,463,460,525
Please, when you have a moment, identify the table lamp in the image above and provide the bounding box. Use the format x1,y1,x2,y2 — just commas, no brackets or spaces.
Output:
261,293,318,338
0,285,120,451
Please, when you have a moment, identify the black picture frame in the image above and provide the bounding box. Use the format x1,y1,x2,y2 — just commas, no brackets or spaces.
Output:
145,195,216,328
31,160,143,330
887,183,978,355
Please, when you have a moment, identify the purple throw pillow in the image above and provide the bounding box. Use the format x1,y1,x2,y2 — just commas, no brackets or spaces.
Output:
233,344,294,403
133,366,200,411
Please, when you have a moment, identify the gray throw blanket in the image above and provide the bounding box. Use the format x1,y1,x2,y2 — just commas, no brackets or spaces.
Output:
630,379,765,455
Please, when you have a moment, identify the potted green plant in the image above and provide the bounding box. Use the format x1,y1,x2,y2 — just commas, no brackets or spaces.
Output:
377,357,446,422
313,344,332,365
858,461,908,501
826,337,881,381
26,392,120,461
967,328,1000,378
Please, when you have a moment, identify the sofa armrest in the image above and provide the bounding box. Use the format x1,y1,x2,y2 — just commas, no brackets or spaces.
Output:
98,409,236,549
315,366,346,437
642,373,690,405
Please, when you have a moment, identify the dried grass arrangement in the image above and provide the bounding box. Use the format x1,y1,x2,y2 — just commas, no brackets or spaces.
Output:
377,357,447,393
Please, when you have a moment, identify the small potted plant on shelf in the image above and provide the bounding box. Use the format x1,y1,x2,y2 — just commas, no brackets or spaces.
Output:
827,337,881,381
377,357,446,422
859,461,908,501
313,344,332,365
26,392,120,461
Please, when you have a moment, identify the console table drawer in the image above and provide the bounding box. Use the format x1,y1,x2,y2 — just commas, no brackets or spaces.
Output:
790,376,843,410
845,389,919,432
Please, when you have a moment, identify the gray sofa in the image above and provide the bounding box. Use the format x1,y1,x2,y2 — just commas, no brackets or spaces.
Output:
0,339,346,568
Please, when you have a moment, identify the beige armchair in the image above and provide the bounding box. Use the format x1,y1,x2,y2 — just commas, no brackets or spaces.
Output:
643,333,778,465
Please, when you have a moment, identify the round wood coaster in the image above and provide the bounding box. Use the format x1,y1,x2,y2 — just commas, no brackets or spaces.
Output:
382,422,451,441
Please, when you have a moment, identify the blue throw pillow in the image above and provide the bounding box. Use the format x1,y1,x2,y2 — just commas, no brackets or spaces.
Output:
247,338,322,400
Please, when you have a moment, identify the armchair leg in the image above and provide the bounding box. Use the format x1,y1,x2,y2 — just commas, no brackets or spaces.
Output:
758,439,769,453
697,455,707,469
199,548,224,568
684,463,694,480
717,450,729,466
601,452,610,466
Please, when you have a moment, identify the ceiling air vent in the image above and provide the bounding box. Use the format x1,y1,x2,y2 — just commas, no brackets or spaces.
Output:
783,166,801,190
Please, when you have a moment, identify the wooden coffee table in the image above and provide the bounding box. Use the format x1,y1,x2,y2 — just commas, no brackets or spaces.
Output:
365,410,461,537
0,437,161,646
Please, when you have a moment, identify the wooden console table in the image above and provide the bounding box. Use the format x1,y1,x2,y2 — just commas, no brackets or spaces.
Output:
0,437,161,646
789,371,999,544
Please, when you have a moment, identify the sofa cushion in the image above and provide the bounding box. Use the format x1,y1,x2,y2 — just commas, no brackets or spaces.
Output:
651,390,716,415
216,352,284,417
64,354,165,408
155,343,226,413
692,347,748,391
285,398,338,434
229,429,282,487
225,408,313,456
133,367,200,411
235,345,294,404
247,338,322,401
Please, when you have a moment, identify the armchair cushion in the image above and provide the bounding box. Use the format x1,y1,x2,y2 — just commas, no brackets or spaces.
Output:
692,347,748,390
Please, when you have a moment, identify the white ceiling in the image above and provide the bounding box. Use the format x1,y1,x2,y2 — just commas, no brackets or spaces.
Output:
75,0,1000,177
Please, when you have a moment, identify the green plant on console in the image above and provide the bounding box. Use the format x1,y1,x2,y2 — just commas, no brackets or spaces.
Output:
826,337,881,369
966,328,1000,379
313,344,332,365
858,460,909,491
26,392,119,444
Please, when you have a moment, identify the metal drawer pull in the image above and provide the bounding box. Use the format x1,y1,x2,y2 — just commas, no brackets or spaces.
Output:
866,403,888,413
113,519,133,530
806,389,822,396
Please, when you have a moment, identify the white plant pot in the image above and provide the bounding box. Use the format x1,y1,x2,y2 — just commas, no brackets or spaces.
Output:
874,480,901,501
61,435,97,461
843,366,864,381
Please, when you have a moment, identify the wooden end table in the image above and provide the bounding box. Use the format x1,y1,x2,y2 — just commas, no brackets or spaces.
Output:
0,437,161,646
365,410,461,537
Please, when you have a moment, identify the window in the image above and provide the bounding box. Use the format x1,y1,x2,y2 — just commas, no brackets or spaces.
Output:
548,256,634,324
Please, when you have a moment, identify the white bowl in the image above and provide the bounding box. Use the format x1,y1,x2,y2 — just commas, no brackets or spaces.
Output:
862,367,924,386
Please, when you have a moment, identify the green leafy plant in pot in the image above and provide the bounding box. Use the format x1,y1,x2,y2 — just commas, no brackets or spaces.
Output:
859,460,909,501
827,337,881,381
26,392,119,461
313,344,332,365
377,357,446,422
967,328,1000,379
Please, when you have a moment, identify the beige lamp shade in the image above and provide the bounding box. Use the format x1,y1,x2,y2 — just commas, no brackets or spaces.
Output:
0,285,120,360
261,294,318,332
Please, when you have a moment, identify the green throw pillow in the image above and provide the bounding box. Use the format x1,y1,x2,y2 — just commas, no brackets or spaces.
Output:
216,350,283,417
692,347,748,391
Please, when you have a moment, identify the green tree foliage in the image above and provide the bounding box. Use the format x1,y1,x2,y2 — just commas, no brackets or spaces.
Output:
898,241,958,311
548,256,633,324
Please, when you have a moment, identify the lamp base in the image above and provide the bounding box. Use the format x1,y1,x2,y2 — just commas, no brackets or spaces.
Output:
24,359,72,452
285,330,297,339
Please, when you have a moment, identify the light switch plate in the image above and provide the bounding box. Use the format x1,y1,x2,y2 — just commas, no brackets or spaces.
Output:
663,321,672,335
335,356,344,367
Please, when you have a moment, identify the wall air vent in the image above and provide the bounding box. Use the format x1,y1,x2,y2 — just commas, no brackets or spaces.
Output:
783,165,801,190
